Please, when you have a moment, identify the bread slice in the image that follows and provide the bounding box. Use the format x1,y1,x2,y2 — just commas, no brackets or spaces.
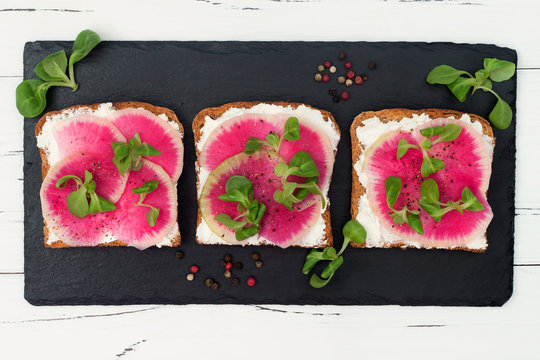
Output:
36,101,183,248
350,108,495,252
192,101,340,248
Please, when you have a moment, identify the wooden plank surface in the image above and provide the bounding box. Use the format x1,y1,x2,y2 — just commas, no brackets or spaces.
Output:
0,0,539,359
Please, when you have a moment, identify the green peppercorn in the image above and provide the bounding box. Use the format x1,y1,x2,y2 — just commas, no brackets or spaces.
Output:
337,76,346,84
314,73,322,82
317,64,325,72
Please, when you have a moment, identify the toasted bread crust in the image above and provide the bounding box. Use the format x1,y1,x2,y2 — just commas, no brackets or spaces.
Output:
37,101,183,248
192,101,339,248
349,108,494,252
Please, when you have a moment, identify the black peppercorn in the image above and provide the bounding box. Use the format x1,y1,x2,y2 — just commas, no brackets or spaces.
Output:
332,95,340,103
368,61,377,70
220,259,226,267
251,252,260,261
224,253,232,262
338,52,347,61
232,277,240,286
175,250,184,259
204,278,214,287
361,73,368,81
328,88,337,96
235,262,243,270
211,282,220,290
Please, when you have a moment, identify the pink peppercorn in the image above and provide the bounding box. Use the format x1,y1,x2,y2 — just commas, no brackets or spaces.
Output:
322,74,330,83
247,276,256,287
354,76,364,85
344,61,352,69
341,91,350,100
346,70,355,79
190,265,199,273
225,262,233,271
324,60,331,68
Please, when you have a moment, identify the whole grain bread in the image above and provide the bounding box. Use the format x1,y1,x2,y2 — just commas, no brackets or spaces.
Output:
349,108,494,252
37,101,183,248
192,101,340,248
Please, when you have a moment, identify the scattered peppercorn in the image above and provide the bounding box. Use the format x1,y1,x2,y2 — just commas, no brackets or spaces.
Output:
369,61,377,70
224,254,232,262
329,65,337,73
354,76,364,85
224,270,232,278
341,91,350,100
332,95,340,103
220,259,226,267
247,277,256,287
338,52,347,61
235,262,243,270
251,252,260,261
186,273,194,281
317,64,325,72
255,260,263,268
337,76,346,84
328,88,337,95
314,73,322,82
324,60,331,68
204,277,214,287
322,74,330,83
232,277,240,286
190,265,199,273
175,250,184,259
211,282,220,290
344,61,352,69
361,73,368,81
345,79,353,87
346,70,355,79
225,262,233,271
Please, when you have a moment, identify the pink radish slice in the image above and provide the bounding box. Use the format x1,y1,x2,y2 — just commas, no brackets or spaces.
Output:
109,159,178,250
108,108,184,182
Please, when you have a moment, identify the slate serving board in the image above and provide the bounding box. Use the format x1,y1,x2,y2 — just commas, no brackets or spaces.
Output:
23,41,516,306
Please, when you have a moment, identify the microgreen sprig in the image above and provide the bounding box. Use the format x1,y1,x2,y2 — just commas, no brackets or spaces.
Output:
427,58,516,129
397,124,462,177
384,176,424,234
55,170,115,218
16,30,101,118
132,180,160,226
244,117,300,154
215,176,267,241
302,220,366,288
111,133,161,177
273,151,325,211
418,178,484,222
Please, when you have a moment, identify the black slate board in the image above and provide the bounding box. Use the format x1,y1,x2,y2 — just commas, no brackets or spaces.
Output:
23,41,516,306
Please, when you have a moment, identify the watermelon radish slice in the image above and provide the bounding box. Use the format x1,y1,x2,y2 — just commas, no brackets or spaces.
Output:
108,109,184,182
109,159,178,250
200,113,335,190
40,152,122,246
199,150,322,248
52,114,128,202
363,119,493,248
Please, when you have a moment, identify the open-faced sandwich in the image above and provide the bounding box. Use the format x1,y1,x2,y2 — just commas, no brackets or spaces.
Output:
193,102,340,248
36,101,184,249
350,109,494,252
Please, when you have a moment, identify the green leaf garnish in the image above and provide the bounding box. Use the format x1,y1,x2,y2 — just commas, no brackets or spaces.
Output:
384,176,424,234
15,30,101,118
54,170,116,218
112,133,161,177
426,57,515,129
272,151,325,210
215,176,266,241
302,220,366,288
418,178,485,222
420,156,445,178
243,117,300,154
396,138,419,159
132,180,160,227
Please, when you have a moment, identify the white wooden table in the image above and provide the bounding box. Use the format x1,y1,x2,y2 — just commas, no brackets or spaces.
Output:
1,0,539,358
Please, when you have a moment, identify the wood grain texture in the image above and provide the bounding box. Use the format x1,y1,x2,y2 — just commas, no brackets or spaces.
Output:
0,0,539,358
